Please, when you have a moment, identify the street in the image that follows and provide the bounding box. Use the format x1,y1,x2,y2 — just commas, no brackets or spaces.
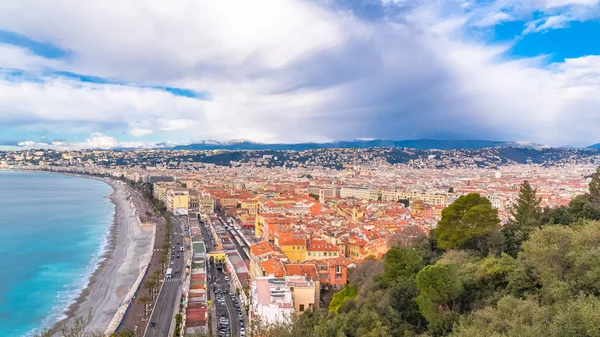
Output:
202,219,246,337
144,215,186,337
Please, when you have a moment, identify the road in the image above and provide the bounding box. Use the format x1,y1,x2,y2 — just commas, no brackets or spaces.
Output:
203,218,246,337
117,184,167,335
144,215,186,337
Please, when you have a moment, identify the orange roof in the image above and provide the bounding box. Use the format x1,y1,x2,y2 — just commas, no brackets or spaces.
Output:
261,258,285,277
250,241,279,257
284,264,318,281
307,239,338,252
279,236,306,246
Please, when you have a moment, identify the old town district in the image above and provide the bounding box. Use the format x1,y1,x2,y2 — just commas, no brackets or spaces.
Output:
136,166,588,334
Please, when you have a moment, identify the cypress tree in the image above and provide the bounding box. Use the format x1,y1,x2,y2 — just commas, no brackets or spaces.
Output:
503,181,541,256
589,166,600,205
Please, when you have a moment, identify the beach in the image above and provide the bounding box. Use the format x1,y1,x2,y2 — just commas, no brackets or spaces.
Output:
51,178,154,335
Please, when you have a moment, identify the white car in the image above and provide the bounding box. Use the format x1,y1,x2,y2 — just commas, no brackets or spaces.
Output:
224,276,230,281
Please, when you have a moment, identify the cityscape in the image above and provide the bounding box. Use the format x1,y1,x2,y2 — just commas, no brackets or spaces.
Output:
2,146,600,336
3,0,600,336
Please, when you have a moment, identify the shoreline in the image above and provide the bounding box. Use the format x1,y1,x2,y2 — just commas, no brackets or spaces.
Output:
48,177,119,335
20,172,156,336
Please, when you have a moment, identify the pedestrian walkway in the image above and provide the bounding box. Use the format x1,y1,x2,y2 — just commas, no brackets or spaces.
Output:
165,278,183,282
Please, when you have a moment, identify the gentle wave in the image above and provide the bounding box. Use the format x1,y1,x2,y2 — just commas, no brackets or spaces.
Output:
24,215,112,337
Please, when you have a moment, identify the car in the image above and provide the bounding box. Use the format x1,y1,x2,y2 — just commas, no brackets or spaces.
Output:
170,261,174,265
150,321,156,327
224,276,230,281
176,255,180,258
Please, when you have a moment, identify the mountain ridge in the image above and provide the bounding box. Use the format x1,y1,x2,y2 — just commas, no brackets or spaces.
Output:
168,138,551,151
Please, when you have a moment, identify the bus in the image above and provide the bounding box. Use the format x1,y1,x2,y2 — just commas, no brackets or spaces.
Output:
166,268,172,279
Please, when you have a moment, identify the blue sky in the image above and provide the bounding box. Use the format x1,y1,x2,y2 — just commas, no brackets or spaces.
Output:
1,0,600,149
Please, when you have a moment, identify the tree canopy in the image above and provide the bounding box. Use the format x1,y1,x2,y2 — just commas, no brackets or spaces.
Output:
436,193,500,253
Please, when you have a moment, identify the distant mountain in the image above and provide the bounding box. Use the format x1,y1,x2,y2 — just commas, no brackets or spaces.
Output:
170,138,550,151
587,143,600,149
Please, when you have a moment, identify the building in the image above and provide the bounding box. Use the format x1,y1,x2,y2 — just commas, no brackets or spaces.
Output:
340,186,380,201
250,277,294,325
199,197,215,214
306,239,339,260
166,187,190,215
185,239,208,335
277,234,307,262
380,190,447,206
153,182,171,202
310,258,351,290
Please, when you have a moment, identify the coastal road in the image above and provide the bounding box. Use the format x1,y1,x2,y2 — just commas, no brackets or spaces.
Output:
145,215,186,337
117,183,167,334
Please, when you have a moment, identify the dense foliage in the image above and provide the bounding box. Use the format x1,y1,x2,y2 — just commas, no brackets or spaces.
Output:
258,168,600,337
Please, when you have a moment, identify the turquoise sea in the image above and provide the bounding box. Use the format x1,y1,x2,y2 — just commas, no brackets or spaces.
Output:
0,171,114,337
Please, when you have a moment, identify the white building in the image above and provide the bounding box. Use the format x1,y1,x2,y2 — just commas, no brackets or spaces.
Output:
250,277,294,325
340,186,379,200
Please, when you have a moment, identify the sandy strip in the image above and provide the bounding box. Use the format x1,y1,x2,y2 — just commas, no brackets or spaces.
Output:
51,179,154,335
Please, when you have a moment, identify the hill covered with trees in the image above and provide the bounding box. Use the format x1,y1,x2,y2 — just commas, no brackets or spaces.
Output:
255,167,600,337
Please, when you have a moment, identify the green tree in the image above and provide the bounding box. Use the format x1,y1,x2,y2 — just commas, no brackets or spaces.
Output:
416,264,463,335
377,246,423,287
569,194,600,222
589,166,600,204
540,206,573,225
309,193,319,201
502,181,541,256
450,296,551,337
329,286,358,312
436,194,500,253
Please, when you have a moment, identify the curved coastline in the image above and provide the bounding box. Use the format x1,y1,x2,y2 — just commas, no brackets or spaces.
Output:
45,175,118,336
12,171,155,337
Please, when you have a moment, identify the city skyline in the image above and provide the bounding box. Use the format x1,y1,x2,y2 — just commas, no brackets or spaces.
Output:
2,0,600,147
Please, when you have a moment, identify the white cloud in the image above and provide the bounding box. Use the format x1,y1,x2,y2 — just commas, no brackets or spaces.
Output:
130,128,154,137
1,0,600,147
473,12,514,27
523,15,573,33
0,44,63,71
82,132,119,149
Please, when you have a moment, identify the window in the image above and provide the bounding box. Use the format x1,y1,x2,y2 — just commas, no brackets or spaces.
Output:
299,304,305,312
336,266,342,274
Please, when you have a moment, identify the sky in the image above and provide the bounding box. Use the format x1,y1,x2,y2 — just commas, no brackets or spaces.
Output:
1,0,600,149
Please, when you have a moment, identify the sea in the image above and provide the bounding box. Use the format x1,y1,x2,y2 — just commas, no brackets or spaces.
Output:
0,171,114,337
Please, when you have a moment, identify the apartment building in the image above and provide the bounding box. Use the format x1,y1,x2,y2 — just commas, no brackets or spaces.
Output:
166,187,190,215
340,186,380,201
380,189,448,206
